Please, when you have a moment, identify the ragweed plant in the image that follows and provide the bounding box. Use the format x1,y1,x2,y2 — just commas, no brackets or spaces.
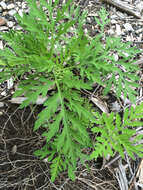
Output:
91,104,143,160
0,0,143,181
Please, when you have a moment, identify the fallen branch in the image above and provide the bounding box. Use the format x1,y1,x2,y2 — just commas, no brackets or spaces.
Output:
100,0,142,19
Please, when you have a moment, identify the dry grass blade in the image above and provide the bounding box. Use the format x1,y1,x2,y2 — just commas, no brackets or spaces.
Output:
115,159,128,190
136,159,143,189
91,97,109,113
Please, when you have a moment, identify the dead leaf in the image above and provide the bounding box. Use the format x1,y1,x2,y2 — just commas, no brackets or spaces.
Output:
91,97,109,113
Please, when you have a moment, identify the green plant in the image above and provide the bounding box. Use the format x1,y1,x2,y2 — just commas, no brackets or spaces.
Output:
91,103,143,160
0,0,142,181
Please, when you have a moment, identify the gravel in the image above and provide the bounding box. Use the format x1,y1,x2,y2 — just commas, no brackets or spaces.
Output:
0,0,27,29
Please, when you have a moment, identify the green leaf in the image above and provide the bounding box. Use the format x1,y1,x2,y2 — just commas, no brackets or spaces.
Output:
34,93,60,131
68,164,76,181
42,113,62,142
91,104,143,160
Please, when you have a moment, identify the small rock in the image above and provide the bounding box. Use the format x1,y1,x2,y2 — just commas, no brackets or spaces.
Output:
7,21,14,28
0,102,4,108
136,28,143,34
136,2,143,12
108,29,115,35
87,17,92,24
0,26,8,31
126,35,133,42
111,19,117,24
0,2,7,10
8,9,17,16
123,52,129,57
82,172,87,177
116,24,122,35
137,35,142,42
124,23,134,31
111,101,121,112
11,145,17,154
18,9,23,17
0,112,3,116
2,11,8,17
1,91,7,96
15,7,19,12
22,2,27,9
120,95,131,105
7,3,15,10
14,25,22,30
0,17,6,26
110,14,118,19
17,2,22,7
113,53,119,61
43,158,48,162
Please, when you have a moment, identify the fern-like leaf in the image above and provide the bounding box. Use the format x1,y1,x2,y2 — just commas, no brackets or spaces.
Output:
91,103,143,160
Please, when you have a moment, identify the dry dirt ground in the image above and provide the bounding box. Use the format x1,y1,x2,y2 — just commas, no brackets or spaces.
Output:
0,0,143,189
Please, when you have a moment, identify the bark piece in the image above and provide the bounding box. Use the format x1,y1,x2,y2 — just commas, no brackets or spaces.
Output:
100,0,142,19
9,96,47,105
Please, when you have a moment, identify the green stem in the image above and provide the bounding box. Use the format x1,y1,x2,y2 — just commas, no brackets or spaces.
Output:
54,75,70,140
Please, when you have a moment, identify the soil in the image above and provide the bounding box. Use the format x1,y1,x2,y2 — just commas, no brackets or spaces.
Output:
0,103,118,190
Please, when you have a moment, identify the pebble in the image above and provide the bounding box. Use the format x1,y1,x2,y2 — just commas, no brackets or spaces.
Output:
22,2,27,9
0,102,4,108
124,23,134,32
110,14,118,19
111,19,118,24
2,11,7,16
113,53,119,61
116,24,122,36
7,21,14,28
108,29,115,35
7,3,15,10
136,28,143,34
0,2,7,10
13,25,22,30
8,9,17,16
17,2,22,7
18,9,23,17
111,101,121,112
15,7,19,12
0,26,8,31
136,2,143,12
0,17,6,26
0,111,3,115
1,91,7,96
